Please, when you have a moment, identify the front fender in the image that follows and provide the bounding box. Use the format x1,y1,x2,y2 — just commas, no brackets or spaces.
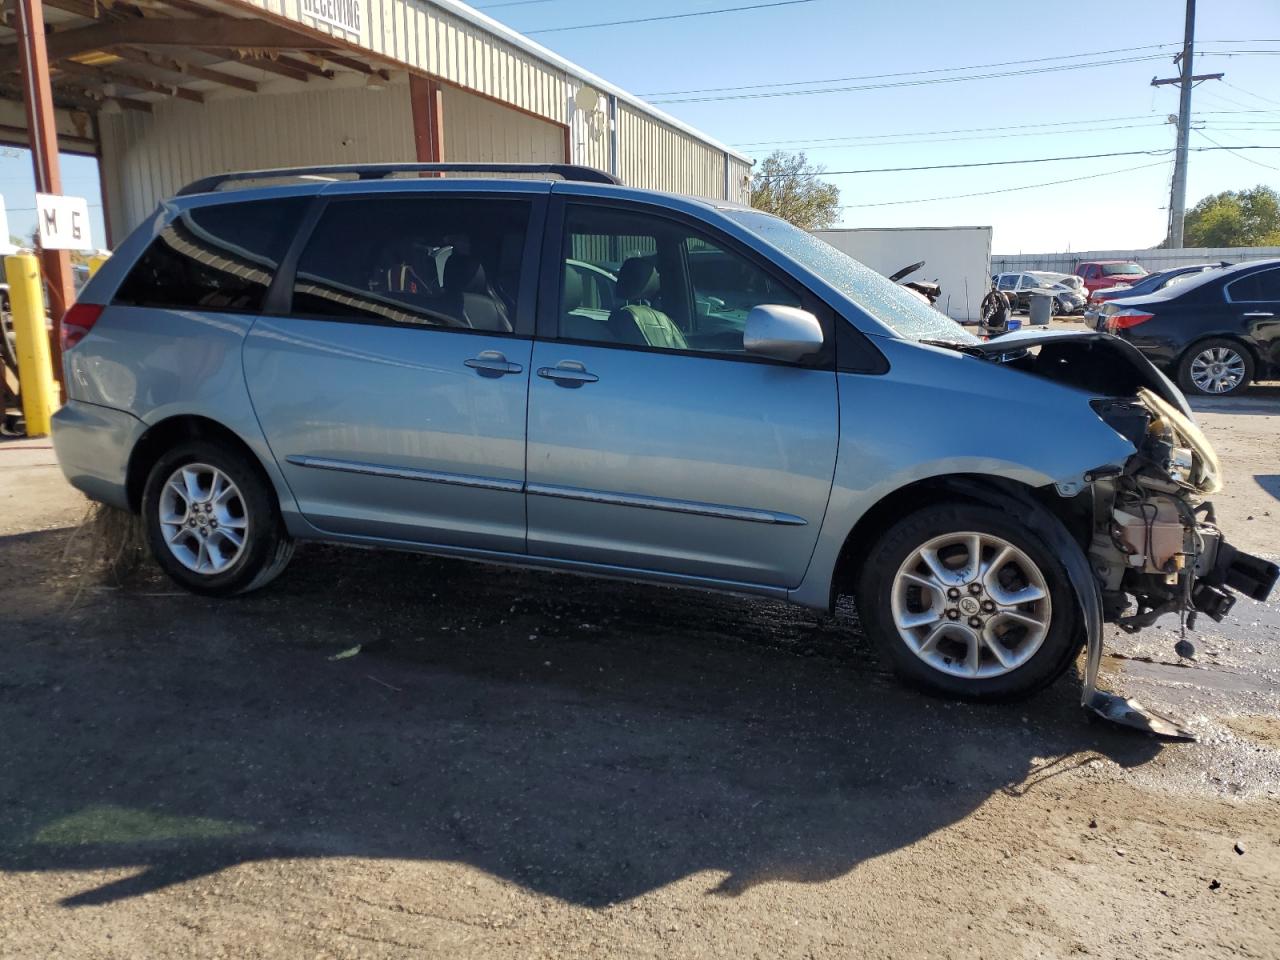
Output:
789,339,1136,609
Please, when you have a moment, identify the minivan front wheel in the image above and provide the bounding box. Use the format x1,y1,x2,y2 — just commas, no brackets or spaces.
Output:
857,503,1082,701
142,439,294,596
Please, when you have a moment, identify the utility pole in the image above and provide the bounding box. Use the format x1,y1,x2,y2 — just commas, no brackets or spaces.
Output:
1151,0,1222,248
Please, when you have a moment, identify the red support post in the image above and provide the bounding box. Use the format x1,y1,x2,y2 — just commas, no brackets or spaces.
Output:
13,0,75,386
410,74,445,164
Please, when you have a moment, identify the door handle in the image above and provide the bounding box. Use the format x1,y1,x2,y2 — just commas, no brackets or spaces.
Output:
465,350,523,377
1242,312,1275,319
537,360,599,387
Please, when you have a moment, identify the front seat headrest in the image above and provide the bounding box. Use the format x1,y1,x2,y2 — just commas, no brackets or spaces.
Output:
617,258,659,302
563,266,585,312
444,254,487,294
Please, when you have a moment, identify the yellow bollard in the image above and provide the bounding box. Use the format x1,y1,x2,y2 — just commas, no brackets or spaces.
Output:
3,254,58,437
87,253,110,277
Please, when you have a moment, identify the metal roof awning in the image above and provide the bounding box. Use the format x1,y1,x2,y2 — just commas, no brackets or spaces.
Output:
0,0,397,118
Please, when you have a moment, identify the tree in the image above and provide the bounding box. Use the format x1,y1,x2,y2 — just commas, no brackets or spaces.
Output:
1183,185,1280,248
749,151,841,230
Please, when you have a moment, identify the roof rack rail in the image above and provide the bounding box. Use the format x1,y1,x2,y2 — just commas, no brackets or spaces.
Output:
177,163,621,197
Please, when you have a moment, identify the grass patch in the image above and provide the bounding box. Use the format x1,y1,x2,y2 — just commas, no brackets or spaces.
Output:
35,805,252,846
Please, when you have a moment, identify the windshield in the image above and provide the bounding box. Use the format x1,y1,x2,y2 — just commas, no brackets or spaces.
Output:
724,209,977,343
1102,263,1146,277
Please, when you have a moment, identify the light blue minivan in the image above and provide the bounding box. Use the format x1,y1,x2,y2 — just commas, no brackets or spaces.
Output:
52,163,1275,705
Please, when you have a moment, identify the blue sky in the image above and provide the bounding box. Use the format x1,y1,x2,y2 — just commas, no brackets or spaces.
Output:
488,0,1280,251
2,0,1277,252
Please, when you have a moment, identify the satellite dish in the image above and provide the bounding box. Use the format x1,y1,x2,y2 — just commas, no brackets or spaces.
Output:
575,86,601,113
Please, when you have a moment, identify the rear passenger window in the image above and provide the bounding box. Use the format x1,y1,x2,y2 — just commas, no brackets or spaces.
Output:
114,199,308,312
290,197,530,333
1227,268,1280,302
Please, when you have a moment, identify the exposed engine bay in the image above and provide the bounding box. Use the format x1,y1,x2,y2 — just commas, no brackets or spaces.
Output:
961,331,1280,737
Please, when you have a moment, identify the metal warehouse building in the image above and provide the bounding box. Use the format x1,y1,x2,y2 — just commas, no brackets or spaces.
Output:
1,0,752,245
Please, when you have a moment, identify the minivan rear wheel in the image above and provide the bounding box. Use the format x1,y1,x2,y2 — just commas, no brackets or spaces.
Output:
857,503,1082,701
142,439,294,597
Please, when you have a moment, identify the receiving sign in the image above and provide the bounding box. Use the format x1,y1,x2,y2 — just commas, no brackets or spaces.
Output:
301,0,361,34
35,193,93,252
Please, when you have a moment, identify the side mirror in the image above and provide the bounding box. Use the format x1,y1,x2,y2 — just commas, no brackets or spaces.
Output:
743,304,824,362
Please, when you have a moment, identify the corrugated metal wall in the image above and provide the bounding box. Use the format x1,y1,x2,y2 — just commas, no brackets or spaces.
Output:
234,0,566,123
991,247,1280,273
616,103,727,199
99,82,416,235
440,84,564,162
727,156,752,205
566,82,610,175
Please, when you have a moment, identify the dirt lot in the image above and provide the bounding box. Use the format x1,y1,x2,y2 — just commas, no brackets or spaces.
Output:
1,389,1278,959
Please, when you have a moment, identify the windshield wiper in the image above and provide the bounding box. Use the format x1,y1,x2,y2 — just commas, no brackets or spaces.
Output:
918,338,982,353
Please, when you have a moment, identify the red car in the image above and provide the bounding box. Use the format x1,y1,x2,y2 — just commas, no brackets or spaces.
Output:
1075,260,1147,294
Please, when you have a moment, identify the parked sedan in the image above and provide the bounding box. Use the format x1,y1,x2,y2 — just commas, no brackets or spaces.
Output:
1103,258,1279,395
1084,263,1228,329
992,271,1085,315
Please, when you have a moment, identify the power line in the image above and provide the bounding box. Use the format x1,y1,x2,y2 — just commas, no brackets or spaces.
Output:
643,43,1185,98
748,121,1176,152
840,160,1172,209
649,54,1180,104
1222,79,1280,109
752,144,1280,180
642,40,1280,99
524,0,816,35
1196,130,1280,171
475,0,558,9
753,145,1280,179
730,109,1277,148
644,51,1272,105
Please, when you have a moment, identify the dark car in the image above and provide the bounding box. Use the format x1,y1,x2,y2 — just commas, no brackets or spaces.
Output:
1084,263,1228,329
1103,258,1279,396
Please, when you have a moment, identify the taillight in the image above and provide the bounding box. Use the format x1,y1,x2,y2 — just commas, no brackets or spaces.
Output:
1107,309,1154,332
61,303,103,350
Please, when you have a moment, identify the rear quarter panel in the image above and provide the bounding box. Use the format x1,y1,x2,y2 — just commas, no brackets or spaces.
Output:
65,306,301,520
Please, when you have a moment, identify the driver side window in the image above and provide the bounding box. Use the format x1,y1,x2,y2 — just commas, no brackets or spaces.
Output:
558,204,800,354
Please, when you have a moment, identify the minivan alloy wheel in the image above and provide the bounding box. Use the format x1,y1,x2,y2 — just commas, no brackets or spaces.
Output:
158,463,249,574
1189,346,1246,395
890,531,1052,679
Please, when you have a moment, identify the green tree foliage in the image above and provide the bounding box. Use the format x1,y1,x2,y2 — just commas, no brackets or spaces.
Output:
1183,185,1280,247
750,151,842,230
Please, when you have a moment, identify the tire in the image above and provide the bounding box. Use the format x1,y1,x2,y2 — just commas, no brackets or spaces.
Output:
856,502,1083,702
1050,298,1062,317
142,439,294,597
1177,338,1254,397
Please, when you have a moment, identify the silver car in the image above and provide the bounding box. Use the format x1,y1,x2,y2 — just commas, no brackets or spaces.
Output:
52,163,1276,710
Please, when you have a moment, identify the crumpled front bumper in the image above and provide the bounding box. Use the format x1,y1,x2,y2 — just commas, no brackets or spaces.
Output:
1080,508,1279,740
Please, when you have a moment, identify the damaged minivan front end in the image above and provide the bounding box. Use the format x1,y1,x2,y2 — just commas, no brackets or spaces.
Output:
971,331,1279,736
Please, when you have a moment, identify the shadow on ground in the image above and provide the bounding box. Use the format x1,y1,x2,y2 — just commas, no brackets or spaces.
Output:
1189,383,1280,416
0,531,1163,908
1254,475,1280,504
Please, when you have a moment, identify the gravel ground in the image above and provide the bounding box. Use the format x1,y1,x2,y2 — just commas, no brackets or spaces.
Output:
1,385,1278,959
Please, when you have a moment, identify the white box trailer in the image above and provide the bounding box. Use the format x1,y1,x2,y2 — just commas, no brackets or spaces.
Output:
813,226,993,324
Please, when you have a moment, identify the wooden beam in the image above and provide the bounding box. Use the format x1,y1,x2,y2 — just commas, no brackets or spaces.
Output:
207,49,319,83
320,51,388,79
114,46,258,92
56,58,205,102
33,18,333,63
262,53,332,80
48,76,154,112
410,74,444,162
